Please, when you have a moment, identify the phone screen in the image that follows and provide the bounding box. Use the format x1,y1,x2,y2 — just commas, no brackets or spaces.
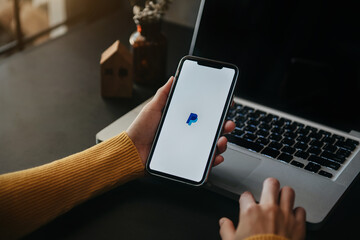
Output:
148,57,238,185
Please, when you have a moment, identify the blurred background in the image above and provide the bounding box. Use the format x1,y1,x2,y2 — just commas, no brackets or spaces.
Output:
0,0,200,58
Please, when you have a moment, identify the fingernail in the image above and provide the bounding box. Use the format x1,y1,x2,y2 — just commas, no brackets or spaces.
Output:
219,218,225,225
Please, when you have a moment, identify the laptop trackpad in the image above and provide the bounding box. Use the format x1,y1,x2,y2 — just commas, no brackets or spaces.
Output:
209,148,261,187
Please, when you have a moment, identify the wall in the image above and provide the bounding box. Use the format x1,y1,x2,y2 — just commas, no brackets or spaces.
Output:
164,0,201,28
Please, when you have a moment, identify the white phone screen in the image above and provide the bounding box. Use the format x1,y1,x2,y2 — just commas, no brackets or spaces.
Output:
149,59,236,183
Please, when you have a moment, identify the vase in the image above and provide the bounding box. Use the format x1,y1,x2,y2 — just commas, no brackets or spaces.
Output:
129,21,167,88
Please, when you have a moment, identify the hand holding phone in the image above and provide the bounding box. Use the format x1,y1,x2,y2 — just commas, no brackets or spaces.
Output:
146,56,239,186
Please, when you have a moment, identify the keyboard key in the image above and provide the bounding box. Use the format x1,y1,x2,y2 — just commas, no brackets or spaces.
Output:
243,133,257,141
322,160,340,170
272,127,285,135
292,121,305,129
234,103,243,109
318,170,333,178
256,137,270,145
291,160,305,168
297,135,310,144
243,106,254,112
296,128,310,136
270,114,279,120
307,146,322,155
244,125,257,133
237,108,250,116
281,146,296,155
337,148,351,158
305,126,318,133
309,132,323,139
268,141,283,150
332,134,345,141
256,129,270,138
294,142,308,151
318,130,332,137
233,129,245,137
260,114,279,123
262,147,280,158
309,140,324,148
308,155,325,165
236,121,245,129
259,115,274,123
321,151,346,163
273,119,285,127
283,131,298,140
235,115,247,123
254,109,266,116
323,144,338,153
259,123,272,131
247,112,261,120
295,150,309,160
284,124,297,132
227,135,264,152
308,155,340,170
269,133,282,142
277,153,293,163
322,136,336,145
281,118,292,125
335,140,356,151
247,119,260,127
281,138,295,146
346,138,359,146
305,162,321,173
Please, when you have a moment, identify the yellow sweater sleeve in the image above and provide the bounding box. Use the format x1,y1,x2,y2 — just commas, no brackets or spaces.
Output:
0,132,144,239
245,234,289,240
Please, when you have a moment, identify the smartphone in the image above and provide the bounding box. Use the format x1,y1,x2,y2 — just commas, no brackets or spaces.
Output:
146,55,239,186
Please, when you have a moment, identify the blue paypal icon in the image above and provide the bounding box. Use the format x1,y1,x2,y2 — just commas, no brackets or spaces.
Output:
186,113,198,126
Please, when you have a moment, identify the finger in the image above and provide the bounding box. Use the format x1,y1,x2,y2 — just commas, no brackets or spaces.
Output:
213,155,224,167
217,136,228,154
239,191,256,214
223,120,236,134
294,207,306,240
260,177,280,205
294,207,306,223
279,186,295,212
147,76,174,111
219,217,236,240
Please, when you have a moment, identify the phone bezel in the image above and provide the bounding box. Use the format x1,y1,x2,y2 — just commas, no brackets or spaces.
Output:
146,55,239,186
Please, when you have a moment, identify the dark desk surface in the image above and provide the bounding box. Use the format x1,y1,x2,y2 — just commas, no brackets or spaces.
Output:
1,8,359,240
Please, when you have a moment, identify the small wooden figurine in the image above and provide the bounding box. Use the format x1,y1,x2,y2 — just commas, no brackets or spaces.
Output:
100,40,133,98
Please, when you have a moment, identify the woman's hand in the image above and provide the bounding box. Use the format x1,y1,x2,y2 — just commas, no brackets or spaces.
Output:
219,178,306,240
126,76,235,166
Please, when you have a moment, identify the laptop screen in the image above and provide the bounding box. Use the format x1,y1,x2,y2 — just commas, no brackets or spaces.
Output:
190,0,360,133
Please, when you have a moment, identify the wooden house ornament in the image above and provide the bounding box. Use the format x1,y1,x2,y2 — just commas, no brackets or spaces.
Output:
100,40,133,98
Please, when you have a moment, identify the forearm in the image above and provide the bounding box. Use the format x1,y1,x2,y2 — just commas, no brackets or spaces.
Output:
0,132,144,239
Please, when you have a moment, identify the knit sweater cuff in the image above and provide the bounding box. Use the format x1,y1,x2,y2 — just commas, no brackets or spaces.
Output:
0,131,144,239
245,234,289,240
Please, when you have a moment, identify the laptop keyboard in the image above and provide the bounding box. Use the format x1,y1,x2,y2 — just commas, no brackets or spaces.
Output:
225,103,359,179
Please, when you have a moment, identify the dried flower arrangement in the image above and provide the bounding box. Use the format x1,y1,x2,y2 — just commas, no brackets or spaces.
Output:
130,0,172,24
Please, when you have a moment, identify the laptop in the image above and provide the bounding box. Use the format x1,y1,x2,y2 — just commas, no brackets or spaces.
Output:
96,0,360,226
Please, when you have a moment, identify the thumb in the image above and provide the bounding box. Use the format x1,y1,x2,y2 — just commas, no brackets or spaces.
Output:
147,76,174,111
219,217,236,240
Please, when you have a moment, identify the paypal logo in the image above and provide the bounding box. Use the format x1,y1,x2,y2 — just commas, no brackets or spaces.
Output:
186,113,198,126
